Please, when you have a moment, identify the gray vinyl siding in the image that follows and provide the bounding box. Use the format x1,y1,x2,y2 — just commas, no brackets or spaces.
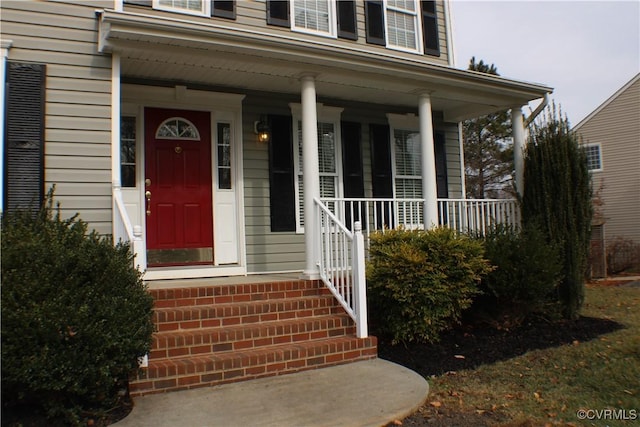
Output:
124,0,450,66
242,92,463,273
576,76,640,245
1,1,113,234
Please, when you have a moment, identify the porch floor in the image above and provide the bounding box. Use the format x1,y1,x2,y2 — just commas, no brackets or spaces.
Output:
115,358,428,427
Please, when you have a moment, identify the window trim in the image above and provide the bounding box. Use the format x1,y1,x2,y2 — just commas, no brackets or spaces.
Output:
384,0,423,54
387,114,422,199
290,0,338,39
152,0,210,17
585,143,603,172
290,103,344,233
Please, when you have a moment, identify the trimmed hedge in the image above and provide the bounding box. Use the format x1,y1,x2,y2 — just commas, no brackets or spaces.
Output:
1,193,154,425
366,227,492,344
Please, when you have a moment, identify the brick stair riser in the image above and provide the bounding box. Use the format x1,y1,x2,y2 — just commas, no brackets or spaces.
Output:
151,281,329,308
130,336,378,396
154,297,343,332
150,316,356,359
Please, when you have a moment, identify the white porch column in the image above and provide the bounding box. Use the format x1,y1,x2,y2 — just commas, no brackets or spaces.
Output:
512,107,525,197
300,74,320,279
111,53,121,189
418,93,439,229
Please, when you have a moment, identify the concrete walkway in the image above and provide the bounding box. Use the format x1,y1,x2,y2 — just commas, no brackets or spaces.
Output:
115,358,428,427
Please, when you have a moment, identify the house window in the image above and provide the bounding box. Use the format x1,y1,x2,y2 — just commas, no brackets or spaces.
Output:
385,0,421,52
267,1,357,40
393,129,422,198
365,0,440,56
153,0,209,17
217,123,232,189
294,121,342,231
120,116,136,188
155,117,200,140
585,143,602,171
291,0,336,37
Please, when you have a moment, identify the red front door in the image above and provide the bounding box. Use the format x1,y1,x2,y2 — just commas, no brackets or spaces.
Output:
144,107,213,266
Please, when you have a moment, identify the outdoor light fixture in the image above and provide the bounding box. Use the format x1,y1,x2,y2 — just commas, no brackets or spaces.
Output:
254,116,271,143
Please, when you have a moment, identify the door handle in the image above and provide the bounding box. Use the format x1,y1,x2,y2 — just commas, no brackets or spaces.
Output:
145,191,151,216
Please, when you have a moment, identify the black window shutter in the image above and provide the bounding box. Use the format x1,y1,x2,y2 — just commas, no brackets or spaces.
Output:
434,132,448,198
370,123,393,228
421,1,440,56
268,115,296,232
212,0,236,19
4,62,45,213
341,122,364,229
365,1,385,46
337,1,358,40
267,0,290,27
124,0,152,6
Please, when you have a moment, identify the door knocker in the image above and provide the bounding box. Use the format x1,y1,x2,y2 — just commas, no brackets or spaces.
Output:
175,146,183,154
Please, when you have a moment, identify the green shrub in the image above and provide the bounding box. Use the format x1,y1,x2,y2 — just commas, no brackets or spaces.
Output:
471,225,563,328
1,192,154,425
366,227,492,344
522,105,592,319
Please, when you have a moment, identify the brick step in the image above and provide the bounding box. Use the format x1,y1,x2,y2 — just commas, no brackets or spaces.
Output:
130,335,378,396
149,314,356,359
150,280,328,308
154,295,343,332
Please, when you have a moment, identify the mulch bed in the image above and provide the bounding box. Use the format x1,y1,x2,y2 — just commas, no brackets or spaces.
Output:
379,314,624,426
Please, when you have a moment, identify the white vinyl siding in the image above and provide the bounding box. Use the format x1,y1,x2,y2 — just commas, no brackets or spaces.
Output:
1,1,112,234
575,74,640,246
123,1,450,65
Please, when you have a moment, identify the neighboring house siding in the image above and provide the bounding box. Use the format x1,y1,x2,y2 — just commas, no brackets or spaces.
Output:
576,76,640,245
242,93,462,273
2,1,113,234
124,1,450,66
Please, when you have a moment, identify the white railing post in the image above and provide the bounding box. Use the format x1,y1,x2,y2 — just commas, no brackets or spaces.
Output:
352,221,368,338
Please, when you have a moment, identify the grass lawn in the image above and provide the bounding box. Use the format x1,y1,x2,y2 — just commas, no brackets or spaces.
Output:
420,284,640,426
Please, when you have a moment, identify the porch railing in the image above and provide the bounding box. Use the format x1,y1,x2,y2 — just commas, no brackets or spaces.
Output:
314,198,368,338
322,197,520,240
113,189,144,270
438,198,521,235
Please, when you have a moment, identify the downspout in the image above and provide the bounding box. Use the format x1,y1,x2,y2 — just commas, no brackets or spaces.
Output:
524,92,550,128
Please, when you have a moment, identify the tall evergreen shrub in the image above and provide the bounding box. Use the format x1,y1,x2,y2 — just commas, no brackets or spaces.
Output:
1,191,155,424
521,105,592,319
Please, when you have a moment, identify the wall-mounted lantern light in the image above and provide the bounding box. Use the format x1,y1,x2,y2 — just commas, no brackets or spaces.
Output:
254,116,271,144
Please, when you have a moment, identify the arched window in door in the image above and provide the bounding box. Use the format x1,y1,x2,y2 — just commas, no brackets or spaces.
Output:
155,117,201,140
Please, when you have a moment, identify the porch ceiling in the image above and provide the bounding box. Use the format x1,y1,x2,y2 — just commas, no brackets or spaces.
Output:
99,9,553,121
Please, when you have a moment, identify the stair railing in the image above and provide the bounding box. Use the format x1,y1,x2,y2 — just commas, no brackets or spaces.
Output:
113,188,144,271
314,198,368,338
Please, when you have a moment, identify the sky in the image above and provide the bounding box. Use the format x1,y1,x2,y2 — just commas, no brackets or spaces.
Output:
449,0,640,126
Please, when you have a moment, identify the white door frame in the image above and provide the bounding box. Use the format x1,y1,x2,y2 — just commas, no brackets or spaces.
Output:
121,84,247,280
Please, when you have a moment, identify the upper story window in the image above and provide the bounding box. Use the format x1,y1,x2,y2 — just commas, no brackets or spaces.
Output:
267,0,357,40
365,0,440,56
140,0,235,19
292,0,336,37
585,143,603,172
153,0,210,17
386,0,420,52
